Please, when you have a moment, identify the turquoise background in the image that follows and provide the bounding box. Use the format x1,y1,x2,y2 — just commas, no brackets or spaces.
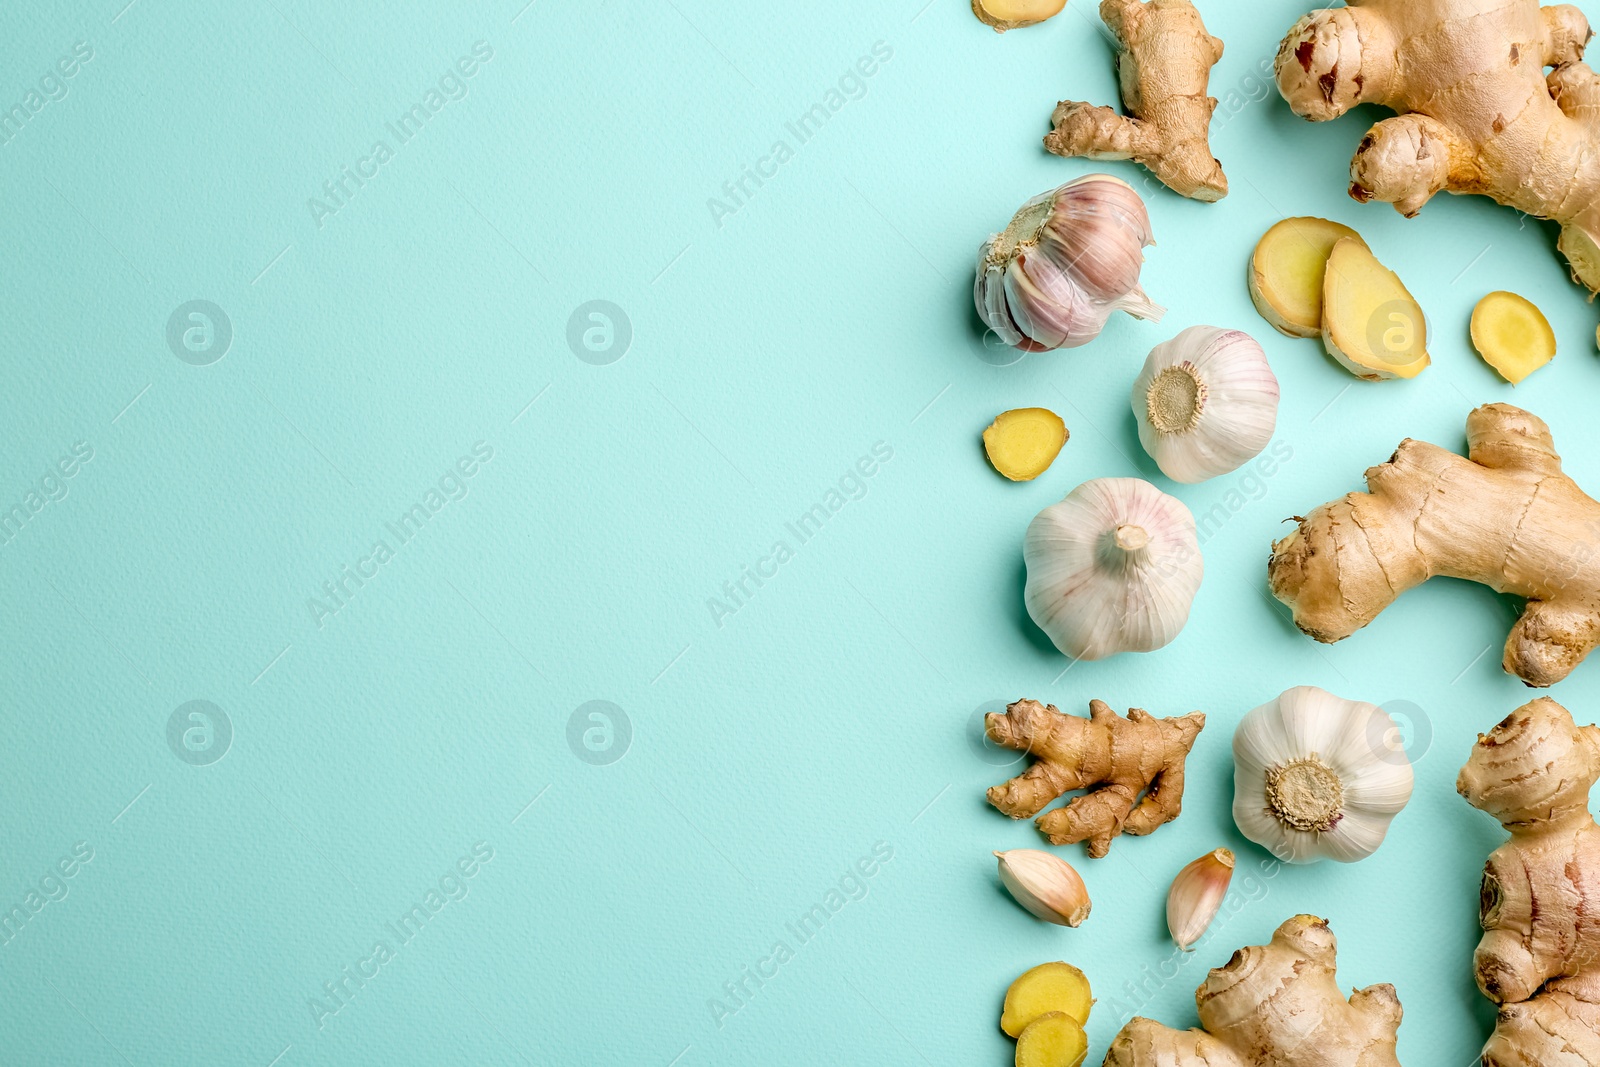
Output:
4,0,1600,1063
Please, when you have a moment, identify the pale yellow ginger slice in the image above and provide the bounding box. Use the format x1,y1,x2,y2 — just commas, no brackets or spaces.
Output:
1249,217,1364,337
1001,962,1093,1038
984,408,1068,481
1471,291,1555,384
1015,1012,1089,1067
1320,237,1429,380
973,0,1067,31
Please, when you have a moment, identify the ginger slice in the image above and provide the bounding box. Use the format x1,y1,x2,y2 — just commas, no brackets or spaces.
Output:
1001,962,1093,1038
984,408,1068,481
1015,1012,1089,1067
1249,217,1364,338
1320,237,1429,380
1471,291,1555,384
973,0,1067,31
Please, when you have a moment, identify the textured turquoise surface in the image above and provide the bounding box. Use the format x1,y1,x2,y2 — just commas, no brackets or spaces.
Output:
5,1,1600,1064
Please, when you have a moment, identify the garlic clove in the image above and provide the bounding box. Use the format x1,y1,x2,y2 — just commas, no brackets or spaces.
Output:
1166,848,1234,951
995,849,1092,927
1131,325,1280,483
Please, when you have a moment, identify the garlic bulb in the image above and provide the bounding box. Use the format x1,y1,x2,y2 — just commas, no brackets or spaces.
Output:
1132,326,1280,483
1232,686,1414,864
975,175,1165,352
994,849,1092,927
1166,848,1233,951
1023,478,1203,659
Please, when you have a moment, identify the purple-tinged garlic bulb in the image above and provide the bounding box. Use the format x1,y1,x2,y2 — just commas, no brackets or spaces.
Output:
975,175,1165,352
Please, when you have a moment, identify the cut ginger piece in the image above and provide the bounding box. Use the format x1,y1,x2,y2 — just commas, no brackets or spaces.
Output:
972,0,1067,32
1471,291,1555,384
1001,962,1093,1038
1249,217,1364,338
1321,237,1430,380
984,408,1067,481
1015,1012,1089,1067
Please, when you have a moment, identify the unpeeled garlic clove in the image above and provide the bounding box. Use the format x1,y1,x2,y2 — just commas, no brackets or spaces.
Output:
995,849,1092,927
1166,848,1233,951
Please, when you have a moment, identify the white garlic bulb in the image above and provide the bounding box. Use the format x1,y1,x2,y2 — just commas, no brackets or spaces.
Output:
1132,326,1280,483
975,175,1165,351
1232,686,1414,864
1023,478,1203,659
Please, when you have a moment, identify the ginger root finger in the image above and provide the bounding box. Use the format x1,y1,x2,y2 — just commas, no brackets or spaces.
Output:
1275,0,1600,304
1103,915,1402,1067
1460,698,1600,1066
985,698,1204,856
1269,403,1600,687
1045,0,1227,201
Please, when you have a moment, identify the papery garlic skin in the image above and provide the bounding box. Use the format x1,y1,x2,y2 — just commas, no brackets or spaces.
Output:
976,175,1166,352
1167,848,1233,951
995,849,1092,927
1023,478,1203,659
1232,686,1414,864
1132,326,1280,483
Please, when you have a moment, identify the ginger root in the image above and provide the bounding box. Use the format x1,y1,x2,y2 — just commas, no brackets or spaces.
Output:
1248,217,1364,339
1104,915,1403,1067
973,0,1068,32
986,698,1205,856
1320,237,1429,380
1045,0,1227,201
1459,697,1600,1066
985,408,1068,481
1269,403,1600,687
1472,291,1556,385
1002,962,1094,1038
1276,0,1600,300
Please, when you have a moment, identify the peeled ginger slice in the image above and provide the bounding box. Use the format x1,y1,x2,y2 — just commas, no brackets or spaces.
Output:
1001,962,1093,1037
972,0,1068,31
1015,1012,1089,1067
1321,237,1430,380
1249,216,1364,338
1471,291,1555,384
984,408,1068,482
